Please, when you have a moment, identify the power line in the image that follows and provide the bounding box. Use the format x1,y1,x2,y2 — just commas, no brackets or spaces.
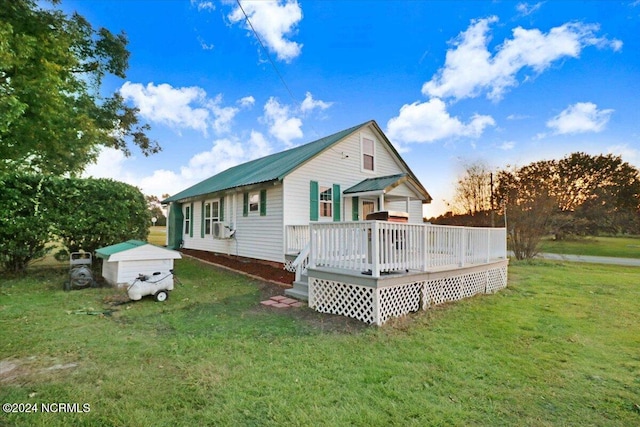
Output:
235,0,299,106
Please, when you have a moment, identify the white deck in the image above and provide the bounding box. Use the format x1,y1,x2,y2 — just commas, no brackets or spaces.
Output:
286,221,509,325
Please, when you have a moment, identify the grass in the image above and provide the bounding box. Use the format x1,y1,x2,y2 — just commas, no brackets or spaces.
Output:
539,235,640,259
148,226,167,246
1,258,639,426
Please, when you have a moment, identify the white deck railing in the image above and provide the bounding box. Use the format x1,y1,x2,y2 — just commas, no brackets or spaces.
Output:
306,221,507,278
285,225,310,254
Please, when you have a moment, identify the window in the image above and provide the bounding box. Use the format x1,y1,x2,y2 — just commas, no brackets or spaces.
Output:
184,205,191,235
249,193,259,213
204,201,219,235
320,186,332,217
362,137,374,171
244,190,266,216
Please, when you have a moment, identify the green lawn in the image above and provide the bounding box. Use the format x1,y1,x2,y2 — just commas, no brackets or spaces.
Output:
1,259,639,426
539,235,640,258
148,225,167,246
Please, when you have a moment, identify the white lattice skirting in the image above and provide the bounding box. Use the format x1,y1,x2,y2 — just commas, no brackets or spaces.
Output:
309,265,508,326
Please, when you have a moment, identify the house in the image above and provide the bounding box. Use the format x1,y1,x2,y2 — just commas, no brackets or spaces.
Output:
162,120,432,264
163,120,508,325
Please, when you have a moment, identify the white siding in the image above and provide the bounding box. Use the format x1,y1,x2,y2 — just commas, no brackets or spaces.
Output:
101,259,175,288
385,200,425,224
101,261,118,286
283,124,407,226
182,184,285,263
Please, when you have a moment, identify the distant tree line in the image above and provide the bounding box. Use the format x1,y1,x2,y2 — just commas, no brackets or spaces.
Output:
429,153,640,259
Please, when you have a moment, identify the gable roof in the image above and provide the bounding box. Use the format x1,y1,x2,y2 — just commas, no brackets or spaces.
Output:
96,240,182,261
163,121,370,203
163,120,431,204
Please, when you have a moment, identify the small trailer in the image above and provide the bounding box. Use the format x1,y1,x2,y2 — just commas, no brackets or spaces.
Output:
95,240,182,302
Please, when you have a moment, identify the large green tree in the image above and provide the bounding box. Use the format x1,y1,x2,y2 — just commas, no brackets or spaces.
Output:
0,0,159,175
494,153,640,259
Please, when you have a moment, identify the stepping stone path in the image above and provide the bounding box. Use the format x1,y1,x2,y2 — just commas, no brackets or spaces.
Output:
260,295,305,308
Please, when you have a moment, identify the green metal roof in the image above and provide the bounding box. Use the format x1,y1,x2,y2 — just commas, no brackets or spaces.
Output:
95,240,147,258
344,173,407,194
163,121,371,203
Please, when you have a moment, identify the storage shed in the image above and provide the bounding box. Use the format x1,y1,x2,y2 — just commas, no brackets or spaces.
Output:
95,240,182,288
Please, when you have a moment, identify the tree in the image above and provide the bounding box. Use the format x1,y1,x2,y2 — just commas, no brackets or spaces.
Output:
0,174,149,273
552,153,640,237
0,173,56,272
494,161,558,259
146,194,167,226
452,161,494,216
494,153,640,259
0,0,159,175
53,178,150,257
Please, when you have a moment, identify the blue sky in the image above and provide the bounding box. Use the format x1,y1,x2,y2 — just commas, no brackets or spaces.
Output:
61,0,640,216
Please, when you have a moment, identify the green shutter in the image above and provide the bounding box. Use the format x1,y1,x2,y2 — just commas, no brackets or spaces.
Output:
243,192,249,217
220,196,224,221
310,181,319,221
352,196,359,221
168,202,183,249
260,189,267,216
200,201,205,238
333,184,341,222
189,202,194,237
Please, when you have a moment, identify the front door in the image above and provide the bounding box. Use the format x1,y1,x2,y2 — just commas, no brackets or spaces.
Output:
362,200,376,220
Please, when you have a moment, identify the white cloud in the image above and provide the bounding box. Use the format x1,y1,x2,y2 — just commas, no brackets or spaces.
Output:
84,131,275,199
238,96,255,108
546,102,613,135
120,82,210,135
207,94,239,134
192,0,215,11
263,97,303,146
228,0,303,63
120,82,243,136
422,17,622,101
498,141,516,150
197,36,215,50
516,2,543,16
386,98,496,144
607,144,638,165
300,92,333,114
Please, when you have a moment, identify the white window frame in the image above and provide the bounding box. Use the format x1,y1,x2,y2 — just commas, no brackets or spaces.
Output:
361,133,376,173
184,205,191,235
249,192,259,213
319,185,333,218
204,200,220,235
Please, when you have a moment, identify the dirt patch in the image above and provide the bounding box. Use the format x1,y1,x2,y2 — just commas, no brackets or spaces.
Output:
0,356,79,384
181,249,294,285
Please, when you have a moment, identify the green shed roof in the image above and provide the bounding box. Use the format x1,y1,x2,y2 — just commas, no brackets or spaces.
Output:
344,173,407,194
95,240,147,258
163,121,371,203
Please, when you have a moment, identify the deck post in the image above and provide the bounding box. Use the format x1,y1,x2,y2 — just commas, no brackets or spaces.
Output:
486,229,491,264
371,221,380,278
459,228,467,267
422,225,429,271
309,225,317,269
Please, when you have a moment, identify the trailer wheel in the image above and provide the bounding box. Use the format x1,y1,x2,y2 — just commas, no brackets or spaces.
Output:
154,290,168,302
